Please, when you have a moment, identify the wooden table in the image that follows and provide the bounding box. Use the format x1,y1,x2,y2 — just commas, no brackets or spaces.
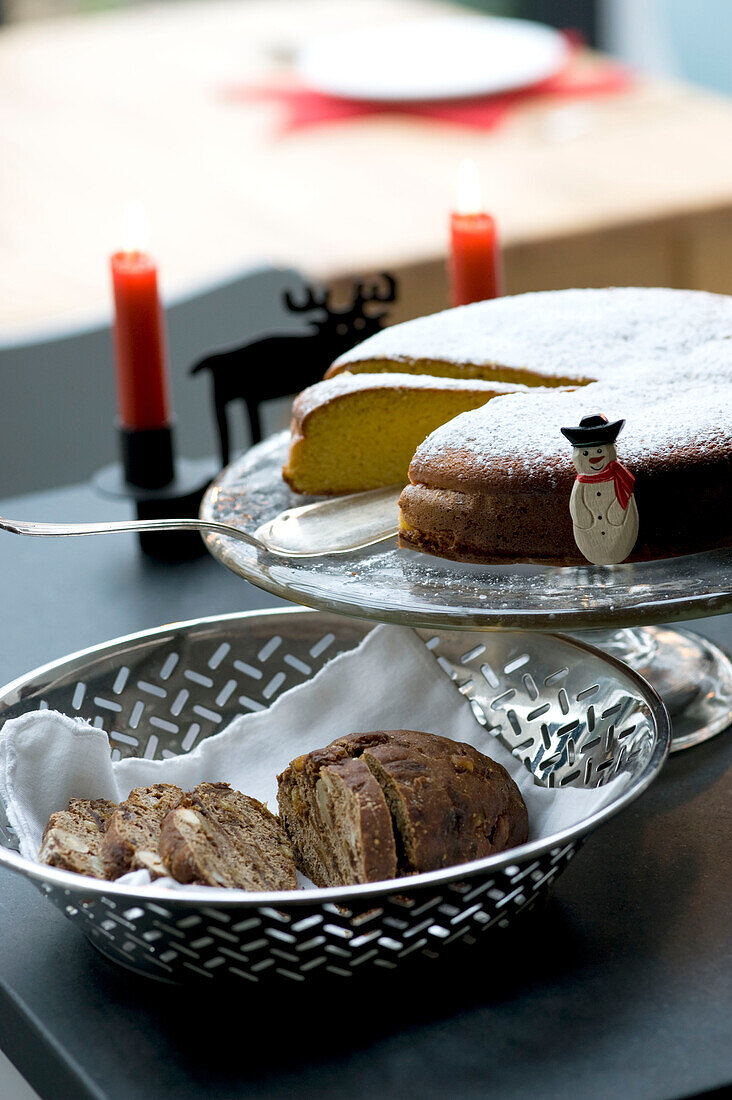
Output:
4,0,732,341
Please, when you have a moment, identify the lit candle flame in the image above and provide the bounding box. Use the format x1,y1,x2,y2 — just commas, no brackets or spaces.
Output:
120,201,150,254
456,158,483,216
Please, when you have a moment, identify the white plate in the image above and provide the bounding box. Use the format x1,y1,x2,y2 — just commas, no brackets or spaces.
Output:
296,15,569,102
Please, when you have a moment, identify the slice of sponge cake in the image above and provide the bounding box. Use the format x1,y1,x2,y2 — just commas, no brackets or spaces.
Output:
283,371,523,496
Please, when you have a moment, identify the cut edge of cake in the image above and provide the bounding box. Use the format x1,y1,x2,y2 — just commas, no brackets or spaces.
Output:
282,370,531,495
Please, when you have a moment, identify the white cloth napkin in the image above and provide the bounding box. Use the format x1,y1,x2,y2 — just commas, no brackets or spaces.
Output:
0,624,630,890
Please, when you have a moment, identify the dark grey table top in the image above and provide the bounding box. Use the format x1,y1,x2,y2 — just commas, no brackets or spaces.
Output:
0,481,730,1100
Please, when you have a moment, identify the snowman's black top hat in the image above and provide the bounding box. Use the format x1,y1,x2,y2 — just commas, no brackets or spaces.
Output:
560,414,625,447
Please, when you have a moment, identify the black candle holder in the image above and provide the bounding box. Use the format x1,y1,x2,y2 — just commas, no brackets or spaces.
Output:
94,425,215,562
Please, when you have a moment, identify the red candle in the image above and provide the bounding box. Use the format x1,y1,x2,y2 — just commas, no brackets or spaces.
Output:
110,206,171,431
449,159,504,307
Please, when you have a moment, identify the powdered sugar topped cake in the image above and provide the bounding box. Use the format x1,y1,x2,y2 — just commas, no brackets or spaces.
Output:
325,287,732,565
329,287,732,387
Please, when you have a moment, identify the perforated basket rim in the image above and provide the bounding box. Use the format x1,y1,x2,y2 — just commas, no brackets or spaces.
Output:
0,607,671,907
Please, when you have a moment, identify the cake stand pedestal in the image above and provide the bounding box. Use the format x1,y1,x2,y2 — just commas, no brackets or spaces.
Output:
200,434,732,753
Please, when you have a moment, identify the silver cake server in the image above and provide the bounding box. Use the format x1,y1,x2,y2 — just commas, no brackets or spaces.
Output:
0,486,402,559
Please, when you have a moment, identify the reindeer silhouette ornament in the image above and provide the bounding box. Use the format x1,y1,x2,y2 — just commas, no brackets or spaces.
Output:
191,273,397,467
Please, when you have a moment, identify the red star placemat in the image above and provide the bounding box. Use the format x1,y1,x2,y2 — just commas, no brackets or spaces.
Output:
224,42,633,135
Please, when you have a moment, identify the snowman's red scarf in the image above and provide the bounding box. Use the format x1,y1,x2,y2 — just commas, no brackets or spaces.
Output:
577,460,635,510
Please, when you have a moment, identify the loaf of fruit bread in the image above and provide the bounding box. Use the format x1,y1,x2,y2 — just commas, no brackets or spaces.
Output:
159,782,297,890
39,797,117,879
277,730,528,887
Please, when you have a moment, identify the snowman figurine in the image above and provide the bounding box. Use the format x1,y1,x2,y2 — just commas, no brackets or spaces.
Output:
560,414,639,566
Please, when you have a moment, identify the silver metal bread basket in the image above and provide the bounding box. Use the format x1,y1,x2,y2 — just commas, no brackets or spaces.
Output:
0,608,669,984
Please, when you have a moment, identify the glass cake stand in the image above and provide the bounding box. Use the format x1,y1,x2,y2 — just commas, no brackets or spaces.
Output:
201,434,732,752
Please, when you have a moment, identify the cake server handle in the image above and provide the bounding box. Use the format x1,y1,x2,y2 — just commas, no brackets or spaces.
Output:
0,488,402,558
